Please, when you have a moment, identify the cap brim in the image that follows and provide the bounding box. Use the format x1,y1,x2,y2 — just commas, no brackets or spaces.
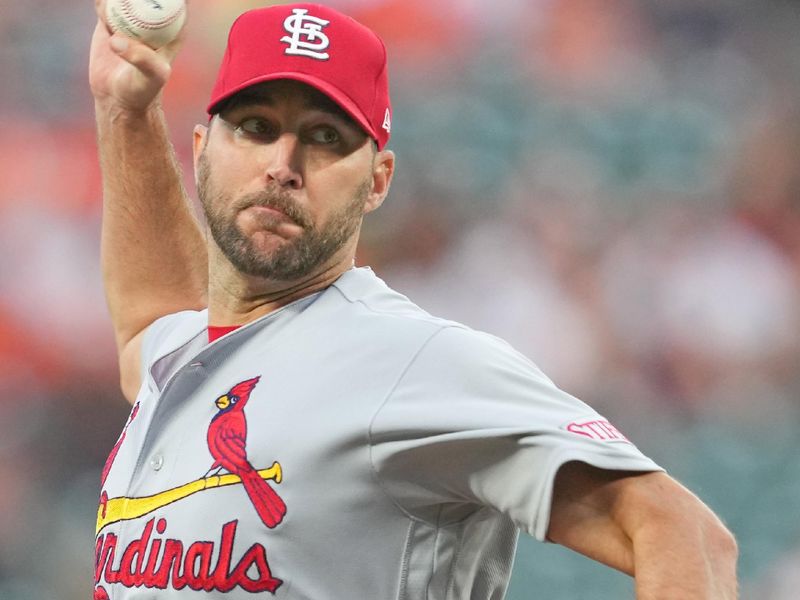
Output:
207,72,378,143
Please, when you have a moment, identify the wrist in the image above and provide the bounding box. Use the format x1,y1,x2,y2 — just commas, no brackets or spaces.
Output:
94,96,165,124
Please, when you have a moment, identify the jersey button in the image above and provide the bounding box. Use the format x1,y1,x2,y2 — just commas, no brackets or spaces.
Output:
150,454,164,471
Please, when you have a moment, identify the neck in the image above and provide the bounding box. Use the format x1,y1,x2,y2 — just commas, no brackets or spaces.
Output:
206,245,356,326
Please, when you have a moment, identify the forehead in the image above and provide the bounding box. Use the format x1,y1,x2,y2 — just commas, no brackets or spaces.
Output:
220,80,356,124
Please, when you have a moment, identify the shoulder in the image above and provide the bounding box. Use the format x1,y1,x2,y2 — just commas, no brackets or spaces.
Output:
331,268,545,374
331,267,553,384
403,323,556,396
330,267,459,327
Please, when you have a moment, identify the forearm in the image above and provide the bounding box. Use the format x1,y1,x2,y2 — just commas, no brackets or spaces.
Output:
616,474,739,599
631,510,738,599
96,100,207,350
549,466,738,599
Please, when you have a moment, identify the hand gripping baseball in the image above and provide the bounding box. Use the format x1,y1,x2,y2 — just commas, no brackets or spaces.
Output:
89,0,187,112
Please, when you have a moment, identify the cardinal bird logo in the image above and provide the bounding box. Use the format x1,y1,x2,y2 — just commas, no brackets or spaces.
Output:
206,377,287,529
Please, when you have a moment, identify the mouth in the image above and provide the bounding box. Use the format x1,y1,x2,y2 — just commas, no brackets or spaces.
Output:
236,204,306,240
248,204,290,220
233,188,309,229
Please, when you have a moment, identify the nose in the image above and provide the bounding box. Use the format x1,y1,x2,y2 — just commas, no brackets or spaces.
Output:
265,133,303,190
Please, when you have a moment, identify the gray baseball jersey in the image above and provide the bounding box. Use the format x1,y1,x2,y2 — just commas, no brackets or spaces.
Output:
94,267,662,599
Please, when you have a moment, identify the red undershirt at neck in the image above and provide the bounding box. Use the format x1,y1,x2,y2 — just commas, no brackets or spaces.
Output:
208,325,241,343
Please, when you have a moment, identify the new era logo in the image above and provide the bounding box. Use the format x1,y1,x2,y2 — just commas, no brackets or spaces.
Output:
281,8,331,60
382,108,391,133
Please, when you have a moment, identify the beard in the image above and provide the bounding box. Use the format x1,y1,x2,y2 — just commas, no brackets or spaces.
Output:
197,152,370,282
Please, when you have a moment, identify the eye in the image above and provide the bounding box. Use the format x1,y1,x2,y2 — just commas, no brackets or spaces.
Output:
235,117,277,140
230,395,239,404
307,126,340,145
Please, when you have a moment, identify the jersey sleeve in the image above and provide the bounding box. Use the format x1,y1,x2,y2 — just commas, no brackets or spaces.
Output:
368,325,663,541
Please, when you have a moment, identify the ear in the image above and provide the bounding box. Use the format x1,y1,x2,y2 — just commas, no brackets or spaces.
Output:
364,149,395,214
192,123,209,174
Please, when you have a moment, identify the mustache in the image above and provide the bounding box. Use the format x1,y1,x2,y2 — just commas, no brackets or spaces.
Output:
235,188,312,229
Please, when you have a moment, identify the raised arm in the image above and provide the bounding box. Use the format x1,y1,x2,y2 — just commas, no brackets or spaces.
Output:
547,462,739,598
89,0,207,402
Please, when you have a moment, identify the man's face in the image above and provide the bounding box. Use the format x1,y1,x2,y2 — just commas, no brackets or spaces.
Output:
194,80,390,282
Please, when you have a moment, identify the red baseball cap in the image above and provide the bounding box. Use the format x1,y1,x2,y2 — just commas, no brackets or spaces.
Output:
207,3,392,150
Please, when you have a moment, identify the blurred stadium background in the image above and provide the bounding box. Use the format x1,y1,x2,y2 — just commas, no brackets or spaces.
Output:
1,0,799,598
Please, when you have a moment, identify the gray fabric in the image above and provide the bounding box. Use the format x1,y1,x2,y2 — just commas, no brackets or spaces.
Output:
95,267,661,599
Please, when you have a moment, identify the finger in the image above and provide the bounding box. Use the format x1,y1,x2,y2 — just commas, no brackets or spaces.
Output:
156,5,189,63
92,18,111,45
158,35,185,64
109,33,172,84
95,0,110,30
96,0,121,38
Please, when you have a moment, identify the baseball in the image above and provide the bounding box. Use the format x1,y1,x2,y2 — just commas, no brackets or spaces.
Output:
105,0,186,49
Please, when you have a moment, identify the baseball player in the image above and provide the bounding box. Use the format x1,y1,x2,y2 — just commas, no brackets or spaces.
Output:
89,2,738,598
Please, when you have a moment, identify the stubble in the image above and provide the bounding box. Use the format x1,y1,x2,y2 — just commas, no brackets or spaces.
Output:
197,152,370,282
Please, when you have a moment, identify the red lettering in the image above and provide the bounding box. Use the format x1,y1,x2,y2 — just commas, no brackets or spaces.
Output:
142,537,162,584
96,518,282,594
141,519,168,585
232,543,283,593
168,538,188,589
566,419,630,443
118,518,154,586
211,520,238,591
99,491,109,519
598,421,622,440
141,537,181,589
595,421,612,437
185,541,214,590
567,422,592,438
584,421,607,439
94,535,105,583
93,586,110,600
101,533,120,584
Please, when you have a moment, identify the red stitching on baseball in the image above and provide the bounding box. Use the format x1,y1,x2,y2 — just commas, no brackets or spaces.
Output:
117,0,185,31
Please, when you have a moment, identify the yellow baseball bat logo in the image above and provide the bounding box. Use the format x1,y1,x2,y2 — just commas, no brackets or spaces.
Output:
97,462,282,534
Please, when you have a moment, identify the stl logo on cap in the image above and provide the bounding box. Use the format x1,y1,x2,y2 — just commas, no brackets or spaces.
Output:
281,8,331,60
382,108,392,133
